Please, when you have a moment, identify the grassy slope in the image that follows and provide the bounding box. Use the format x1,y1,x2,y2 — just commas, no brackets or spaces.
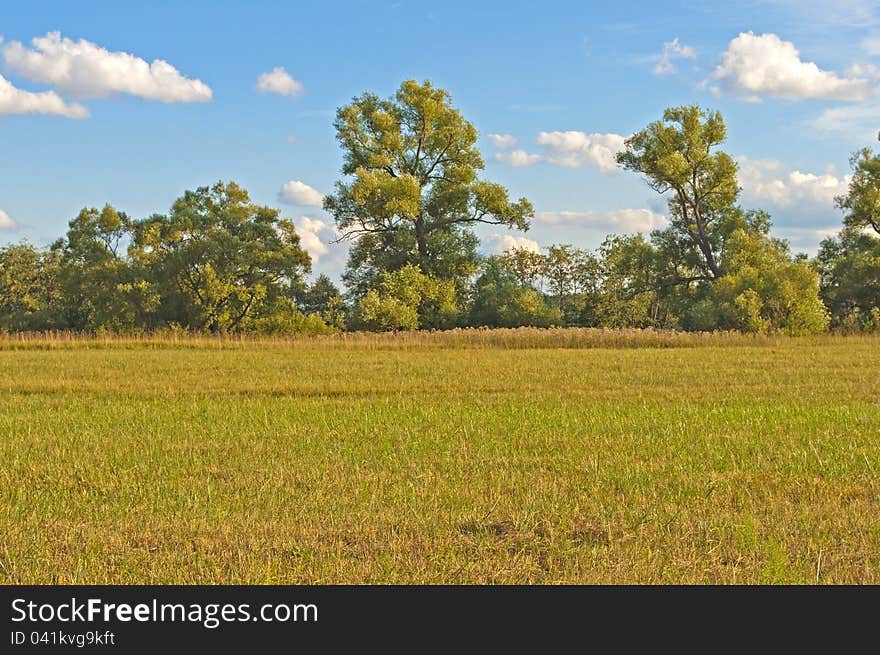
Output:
1,333,878,583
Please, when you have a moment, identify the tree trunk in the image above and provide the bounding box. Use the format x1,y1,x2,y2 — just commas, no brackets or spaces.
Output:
697,237,722,278
414,215,428,268
693,206,722,279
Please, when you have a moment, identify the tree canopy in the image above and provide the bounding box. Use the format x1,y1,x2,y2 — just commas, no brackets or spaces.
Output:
0,95,875,337
131,181,312,333
837,143,880,237
617,106,739,280
325,80,533,285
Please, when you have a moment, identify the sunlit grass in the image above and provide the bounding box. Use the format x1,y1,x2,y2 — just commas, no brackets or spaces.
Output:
1,331,878,583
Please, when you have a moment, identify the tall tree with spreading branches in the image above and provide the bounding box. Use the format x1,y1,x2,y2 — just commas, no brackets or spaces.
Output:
617,105,739,279
325,80,534,287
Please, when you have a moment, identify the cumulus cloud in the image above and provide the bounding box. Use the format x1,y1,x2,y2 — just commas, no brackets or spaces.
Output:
0,209,17,230
294,216,337,264
494,132,627,172
713,32,873,101
2,31,212,102
494,149,542,167
654,38,697,76
279,180,324,207
737,155,849,208
536,132,627,171
0,73,89,118
487,133,517,150
536,208,668,233
483,233,541,254
256,67,303,97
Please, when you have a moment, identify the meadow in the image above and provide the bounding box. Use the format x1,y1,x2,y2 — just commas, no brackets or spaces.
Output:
1,329,878,584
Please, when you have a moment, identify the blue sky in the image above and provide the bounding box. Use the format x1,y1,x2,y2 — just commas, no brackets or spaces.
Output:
2,0,879,281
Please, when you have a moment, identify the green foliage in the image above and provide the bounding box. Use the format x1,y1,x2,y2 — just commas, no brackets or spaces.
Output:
497,247,546,289
713,230,829,335
593,235,669,328
325,79,532,287
542,245,601,325
4,101,878,338
342,227,479,299
355,263,458,331
131,181,312,333
837,146,880,236
617,105,739,279
238,297,337,335
296,274,347,329
0,242,65,331
356,290,420,331
55,205,157,331
816,228,880,330
468,259,562,328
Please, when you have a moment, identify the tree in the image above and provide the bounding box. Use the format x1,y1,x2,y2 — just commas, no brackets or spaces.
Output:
325,80,533,289
55,205,153,331
617,106,739,279
712,230,828,335
836,141,880,236
468,259,561,328
594,235,667,328
542,244,601,325
498,247,546,290
342,227,479,299
816,228,880,331
355,263,458,331
131,181,312,333
296,274,347,329
0,242,64,331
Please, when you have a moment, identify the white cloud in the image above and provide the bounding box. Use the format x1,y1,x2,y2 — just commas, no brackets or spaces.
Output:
713,32,873,101
483,233,541,254
812,101,880,142
773,226,841,249
0,209,17,230
494,149,542,167
737,155,849,208
0,73,89,118
495,132,627,172
487,133,517,150
294,216,337,264
654,38,697,76
2,31,212,102
536,131,627,172
536,208,668,233
846,62,880,82
279,180,324,207
256,67,303,97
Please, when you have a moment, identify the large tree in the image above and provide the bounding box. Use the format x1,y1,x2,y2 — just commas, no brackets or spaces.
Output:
131,181,312,333
617,105,739,279
324,80,533,289
55,205,151,330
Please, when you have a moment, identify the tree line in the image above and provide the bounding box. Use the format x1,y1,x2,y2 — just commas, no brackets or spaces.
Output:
1,81,878,335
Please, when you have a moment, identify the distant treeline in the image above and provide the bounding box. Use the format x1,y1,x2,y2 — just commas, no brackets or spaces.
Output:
1,82,878,335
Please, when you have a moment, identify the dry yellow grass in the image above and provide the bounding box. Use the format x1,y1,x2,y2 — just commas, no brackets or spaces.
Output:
1,330,878,583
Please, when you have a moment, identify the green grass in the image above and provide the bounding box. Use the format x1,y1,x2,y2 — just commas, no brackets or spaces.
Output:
1,331,878,583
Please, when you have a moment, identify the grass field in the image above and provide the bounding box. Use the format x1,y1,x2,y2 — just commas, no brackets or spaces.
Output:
1,329,879,584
